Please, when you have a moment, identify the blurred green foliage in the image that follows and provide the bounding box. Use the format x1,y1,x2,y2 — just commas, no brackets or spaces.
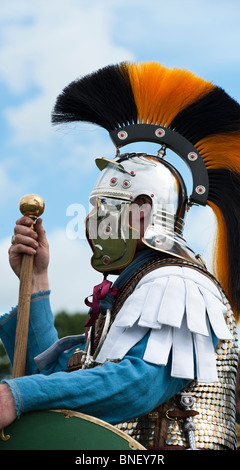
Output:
0,311,87,380
54,311,87,338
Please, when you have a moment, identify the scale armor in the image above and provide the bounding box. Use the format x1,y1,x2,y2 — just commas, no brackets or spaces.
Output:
115,312,238,450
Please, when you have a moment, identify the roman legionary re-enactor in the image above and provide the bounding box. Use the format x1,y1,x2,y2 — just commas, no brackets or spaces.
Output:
1,62,239,450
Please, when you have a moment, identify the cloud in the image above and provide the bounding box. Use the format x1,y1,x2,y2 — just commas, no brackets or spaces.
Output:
0,0,134,144
115,0,240,68
1,0,240,147
0,162,26,209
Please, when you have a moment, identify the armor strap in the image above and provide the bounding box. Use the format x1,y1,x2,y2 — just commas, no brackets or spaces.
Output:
148,397,199,448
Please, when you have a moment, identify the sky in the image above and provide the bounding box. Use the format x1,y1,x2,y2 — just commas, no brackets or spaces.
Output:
1,0,240,315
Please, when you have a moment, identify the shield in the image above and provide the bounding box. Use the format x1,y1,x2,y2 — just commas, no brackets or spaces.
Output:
0,409,145,450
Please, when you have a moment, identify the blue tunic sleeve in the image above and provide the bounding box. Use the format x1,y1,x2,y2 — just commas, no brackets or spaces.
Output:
3,333,190,425
0,291,58,375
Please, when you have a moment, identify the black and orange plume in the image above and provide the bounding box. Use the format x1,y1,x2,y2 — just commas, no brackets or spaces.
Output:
52,61,240,318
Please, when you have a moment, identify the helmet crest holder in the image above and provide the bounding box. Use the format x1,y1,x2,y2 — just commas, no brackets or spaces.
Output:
110,123,209,207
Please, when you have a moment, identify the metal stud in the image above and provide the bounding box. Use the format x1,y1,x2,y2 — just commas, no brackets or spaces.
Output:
155,128,166,138
110,177,118,186
105,226,111,235
117,130,128,140
195,185,206,195
122,180,131,189
188,152,198,162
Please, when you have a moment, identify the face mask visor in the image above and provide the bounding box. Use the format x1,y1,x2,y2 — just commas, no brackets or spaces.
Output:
85,197,139,272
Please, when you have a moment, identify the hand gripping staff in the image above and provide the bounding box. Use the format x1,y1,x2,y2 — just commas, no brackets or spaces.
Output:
12,194,45,378
0,194,45,441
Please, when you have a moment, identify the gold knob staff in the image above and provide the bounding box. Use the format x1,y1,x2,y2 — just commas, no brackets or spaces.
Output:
0,195,45,442
12,194,45,379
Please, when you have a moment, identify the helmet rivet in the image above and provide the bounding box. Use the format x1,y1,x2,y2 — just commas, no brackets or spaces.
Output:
123,180,131,188
110,177,117,186
195,185,206,194
117,130,128,140
188,152,198,161
102,255,111,264
155,128,165,138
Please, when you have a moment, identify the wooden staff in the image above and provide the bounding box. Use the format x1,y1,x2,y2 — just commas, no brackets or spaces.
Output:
12,194,45,378
0,194,45,442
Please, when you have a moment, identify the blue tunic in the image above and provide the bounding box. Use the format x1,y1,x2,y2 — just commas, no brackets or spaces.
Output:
0,289,190,424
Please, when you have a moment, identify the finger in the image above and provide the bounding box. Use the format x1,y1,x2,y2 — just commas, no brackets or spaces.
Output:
35,218,48,246
16,216,34,227
14,224,38,239
9,243,37,257
14,233,39,250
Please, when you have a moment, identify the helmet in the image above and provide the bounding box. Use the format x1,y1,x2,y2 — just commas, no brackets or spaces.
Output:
85,152,197,272
52,61,240,317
